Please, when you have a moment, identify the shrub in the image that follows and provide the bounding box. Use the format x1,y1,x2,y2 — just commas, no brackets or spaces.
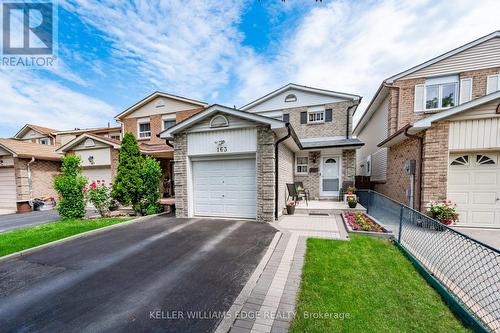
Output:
54,155,87,219
137,156,162,215
85,180,113,217
112,133,143,209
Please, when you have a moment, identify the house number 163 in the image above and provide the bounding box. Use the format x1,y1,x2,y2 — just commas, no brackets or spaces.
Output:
217,146,228,152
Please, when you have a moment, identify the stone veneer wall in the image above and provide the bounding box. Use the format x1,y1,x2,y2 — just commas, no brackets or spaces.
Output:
277,143,294,217
256,126,275,223
294,151,320,199
342,150,356,184
173,132,188,218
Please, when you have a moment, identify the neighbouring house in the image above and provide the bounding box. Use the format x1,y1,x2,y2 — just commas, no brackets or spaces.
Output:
114,91,208,198
0,138,62,212
354,31,500,229
160,84,363,222
56,134,121,185
14,123,121,146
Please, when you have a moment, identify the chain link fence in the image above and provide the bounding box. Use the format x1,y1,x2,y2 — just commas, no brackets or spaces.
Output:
357,190,500,332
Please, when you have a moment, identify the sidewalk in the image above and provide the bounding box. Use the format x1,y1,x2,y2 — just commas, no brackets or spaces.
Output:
221,214,347,333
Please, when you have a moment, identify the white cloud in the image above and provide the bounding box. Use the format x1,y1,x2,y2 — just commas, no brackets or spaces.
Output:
234,0,500,125
0,69,116,135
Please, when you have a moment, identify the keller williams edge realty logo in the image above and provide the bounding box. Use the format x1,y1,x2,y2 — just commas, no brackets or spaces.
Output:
1,0,58,67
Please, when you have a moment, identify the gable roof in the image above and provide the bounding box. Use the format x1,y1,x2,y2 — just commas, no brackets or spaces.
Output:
114,91,208,120
0,138,62,160
408,90,500,134
240,83,361,111
52,126,121,135
159,104,287,139
56,133,121,153
14,124,59,139
386,31,500,84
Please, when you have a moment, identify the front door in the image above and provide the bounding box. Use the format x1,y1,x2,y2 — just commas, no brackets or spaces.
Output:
320,156,340,196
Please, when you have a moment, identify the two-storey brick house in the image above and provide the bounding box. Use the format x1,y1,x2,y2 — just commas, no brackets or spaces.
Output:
354,31,500,228
160,84,363,222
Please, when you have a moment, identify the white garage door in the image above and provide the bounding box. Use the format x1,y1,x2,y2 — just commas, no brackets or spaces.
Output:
82,167,112,185
0,167,16,209
448,153,500,228
192,158,256,219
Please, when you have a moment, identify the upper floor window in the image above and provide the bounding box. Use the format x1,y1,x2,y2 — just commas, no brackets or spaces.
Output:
138,121,151,139
39,138,49,145
487,74,499,94
163,119,176,131
307,106,325,123
414,75,458,112
110,134,121,141
284,94,297,103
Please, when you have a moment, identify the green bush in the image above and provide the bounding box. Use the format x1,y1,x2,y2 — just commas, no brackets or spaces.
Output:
86,180,113,217
112,133,143,209
138,156,162,215
54,155,87,219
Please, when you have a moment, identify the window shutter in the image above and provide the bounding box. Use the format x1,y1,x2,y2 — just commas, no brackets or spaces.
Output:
282,113,289,122
300,111,307,124
459,78,472,104
325,109,332,122
414,84,425,112
487,75,499,94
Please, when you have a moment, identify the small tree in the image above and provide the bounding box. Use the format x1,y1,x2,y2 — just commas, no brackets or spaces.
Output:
112,133,143,209
54,155,87,219
139,156,162,215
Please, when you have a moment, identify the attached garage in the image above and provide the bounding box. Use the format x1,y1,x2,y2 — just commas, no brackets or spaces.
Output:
82,167,113,185
448,153,500,228
192,158,256,219
0,167,16,210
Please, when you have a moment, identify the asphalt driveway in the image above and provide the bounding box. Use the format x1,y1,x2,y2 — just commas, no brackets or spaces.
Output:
0,210,60,233
0,216,276,332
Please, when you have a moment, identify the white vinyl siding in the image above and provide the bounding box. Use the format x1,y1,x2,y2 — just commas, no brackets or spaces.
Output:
486,74,499,94
370,148,388,182
459,78,473,104
403,37,500,79
187,128,257,156
449,118,500,150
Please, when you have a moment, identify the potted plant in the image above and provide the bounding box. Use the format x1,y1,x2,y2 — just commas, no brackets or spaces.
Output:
346,186,356,195
427,200,459,227
286,199,296,215
347,195,357,209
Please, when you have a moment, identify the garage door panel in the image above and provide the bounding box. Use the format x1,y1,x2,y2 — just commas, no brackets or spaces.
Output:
471,211,495,225
448,172,470,185
0,167,16,209
193,158,256,219
473,172,497,185
82,168,112,184
448,192,468,204
472,192,497,204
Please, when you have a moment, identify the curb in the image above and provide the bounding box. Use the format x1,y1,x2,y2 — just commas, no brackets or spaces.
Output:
0,213,167,263
215,231,283,333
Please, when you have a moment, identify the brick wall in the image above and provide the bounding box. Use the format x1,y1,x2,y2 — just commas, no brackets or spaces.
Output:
14,158,61,201
285,101,355,139
176,107,205,123
256,126,275,223
173,132,188,218
110,148,119,180
375,136,421,207
421,121,449,206
294,151,320,199
392,78,427,131
342,150,356,184
277,143,294,216
388,87,399,136
460,66,500,99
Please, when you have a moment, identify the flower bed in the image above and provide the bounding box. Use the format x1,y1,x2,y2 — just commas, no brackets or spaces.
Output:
342,212,388,233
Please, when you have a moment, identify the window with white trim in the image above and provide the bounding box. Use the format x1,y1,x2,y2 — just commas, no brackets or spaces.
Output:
307,106,325,123
110,134,121,141
284,94,297,102
295,156,308,174
138,121,151,139
39,138,49,145
414,76,458,112
486,74,499,94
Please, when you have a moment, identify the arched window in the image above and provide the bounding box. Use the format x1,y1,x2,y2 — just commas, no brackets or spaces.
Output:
210,115,229,128
84,138,95,147
450,155,468,166
155,99,165,108
284,94,297,102
476,155,495,165
325,158,337,164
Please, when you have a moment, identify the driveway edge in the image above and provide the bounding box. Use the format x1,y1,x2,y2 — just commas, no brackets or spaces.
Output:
215,230,283,333
0,213,167,263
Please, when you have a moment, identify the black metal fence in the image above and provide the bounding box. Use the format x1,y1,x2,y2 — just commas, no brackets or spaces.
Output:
357,190,500,332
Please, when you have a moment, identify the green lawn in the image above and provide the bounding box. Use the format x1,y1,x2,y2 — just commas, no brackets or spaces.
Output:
290,234,470,333
0,217,134,257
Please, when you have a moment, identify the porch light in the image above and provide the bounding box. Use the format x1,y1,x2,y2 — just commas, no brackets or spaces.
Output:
88,156,95,165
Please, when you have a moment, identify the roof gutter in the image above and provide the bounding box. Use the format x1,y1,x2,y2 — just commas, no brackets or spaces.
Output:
274,123,292,220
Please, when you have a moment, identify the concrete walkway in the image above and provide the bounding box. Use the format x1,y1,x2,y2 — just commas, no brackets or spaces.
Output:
223,214,347,333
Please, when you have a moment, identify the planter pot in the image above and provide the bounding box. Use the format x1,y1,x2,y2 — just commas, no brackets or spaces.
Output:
348,201,357,209
286,205,295,215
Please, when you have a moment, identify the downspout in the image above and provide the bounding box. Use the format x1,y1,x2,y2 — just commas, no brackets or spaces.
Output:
165,139,174,148
274,124,292,220
27,157,35,207
345,103,360,139
404,127,423,211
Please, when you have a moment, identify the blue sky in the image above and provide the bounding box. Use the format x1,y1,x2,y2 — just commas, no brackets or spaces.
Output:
1,0,499,137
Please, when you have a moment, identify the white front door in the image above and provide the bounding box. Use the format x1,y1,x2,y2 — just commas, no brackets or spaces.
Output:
448,153,500,228
320,156,340,196
192,158,257,219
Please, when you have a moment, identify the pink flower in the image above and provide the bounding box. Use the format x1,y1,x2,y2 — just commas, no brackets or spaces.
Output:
96,180,101,183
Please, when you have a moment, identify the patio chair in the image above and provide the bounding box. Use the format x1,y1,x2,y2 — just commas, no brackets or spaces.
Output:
294,181,310,204
286,183,308,206
338,181,355,201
